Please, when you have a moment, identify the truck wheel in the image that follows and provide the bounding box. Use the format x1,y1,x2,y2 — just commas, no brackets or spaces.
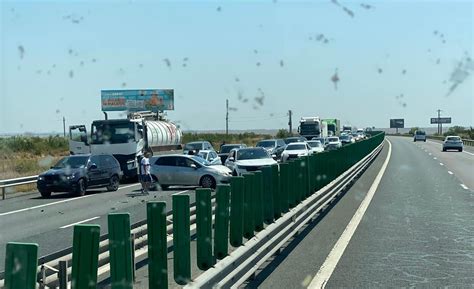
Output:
107,175,120,192
200,175,216,189
75,179,87,196
39,189,51,198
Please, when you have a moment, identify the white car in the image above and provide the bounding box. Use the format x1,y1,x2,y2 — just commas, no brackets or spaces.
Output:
307,140,325,153
196,150,222,165
281,142,312,162
225,147,277,176
326,137,342,150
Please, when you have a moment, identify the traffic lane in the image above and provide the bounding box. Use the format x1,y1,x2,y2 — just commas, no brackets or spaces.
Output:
413,138,474,189
0,188,196,272
325,136,474,288
426,138,474,154
249,140,390,289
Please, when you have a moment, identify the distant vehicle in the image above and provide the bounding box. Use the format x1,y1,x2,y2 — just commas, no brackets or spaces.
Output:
298,117,328,140
342,125,352,133
351,132,361,141
442,136,463,152
183,141,214,155
37,154,121,198
311,137,328,147
323,119,341,136
284,136,307,144
340,134,354,144
281,142,312,162
225,147,277,176
326,137,342,150
150,154,231,189
357,132,366,140
218,144,247,163
256,139,286,160
196,150,221,165
307,140,325,153
413,130,426,142
357,128,364,133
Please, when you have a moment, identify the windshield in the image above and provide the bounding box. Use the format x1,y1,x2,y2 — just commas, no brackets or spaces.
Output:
308,141,322,148
53,156,89,169
416,131,426,135
328,138,339,142
299,123,320,135
257,140,276,148
446,137,461,141
91,121,134,144
285,137,304,144
197,152,208,159
191,156,210,166
221,145,240,154
287,144,307,150
184,143,203,150
237,148,270,160
340,135,350,140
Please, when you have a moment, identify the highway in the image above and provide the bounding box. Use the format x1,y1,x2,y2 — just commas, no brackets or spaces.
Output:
246,136,473,288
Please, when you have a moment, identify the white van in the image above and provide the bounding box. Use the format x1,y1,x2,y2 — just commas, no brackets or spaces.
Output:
414,130,426,142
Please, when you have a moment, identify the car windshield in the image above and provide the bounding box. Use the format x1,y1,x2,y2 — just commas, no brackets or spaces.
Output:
220,145,240,154
286,144,307,150
191,156,210,166
416,131,426,135
237,148,270,160
307,141,322,148
53,156,89,169
184,143,203,150
197,152,208,159
328,138,339,142
447,137,461,141
257,140,276,148
340,135,350,140
285,138,303,144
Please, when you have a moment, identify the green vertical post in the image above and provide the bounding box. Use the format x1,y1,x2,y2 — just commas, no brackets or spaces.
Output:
304,155,311,197
261,166,274,224
271,164,281,219
287,160,296,208
173,194,190,285
242,173,255,239
229,176,244,247
297,158,304,202
279,163,289,213
147,202,168,289
108,213,133,289
254,171,264,231
196,188,213,270
4,242,38,289
71,224,100,289
214,184,230,259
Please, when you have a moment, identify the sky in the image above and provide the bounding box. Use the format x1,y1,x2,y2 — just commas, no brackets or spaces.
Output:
0,0,473,134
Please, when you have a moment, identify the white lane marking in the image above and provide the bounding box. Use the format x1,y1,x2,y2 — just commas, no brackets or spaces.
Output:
118,184,140,190
433,157,437,160
460,184,469,190
463,151,474,156
174,190,190,195
308,139,393,288
428,153,432,156
439,163,444,166
0,183,141,217
448,171,453,175
60,216,100,229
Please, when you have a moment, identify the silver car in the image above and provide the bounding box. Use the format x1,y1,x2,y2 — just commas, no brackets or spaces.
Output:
183,141,215,155
150,154,231,189
442,136,463,152
196,150,222,165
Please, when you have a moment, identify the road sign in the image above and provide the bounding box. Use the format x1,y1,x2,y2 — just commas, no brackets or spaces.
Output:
390,119,404,128
101,89,174,112
430,117,451,124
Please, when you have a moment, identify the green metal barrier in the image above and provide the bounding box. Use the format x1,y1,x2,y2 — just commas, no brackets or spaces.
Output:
229,176,244,247
261,166,274,224
271,164,281,218
147,201,168,289
108,213,133,289
254,171,265,231
279,163,289,213
173,194,191,285
242,173,255,239
71,224,100,289
4,242,38,289
196,188,213,270
288,160,297,208
214,184,230,259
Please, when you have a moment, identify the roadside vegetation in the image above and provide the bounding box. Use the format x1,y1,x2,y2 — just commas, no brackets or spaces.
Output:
409,126,474,139
182,132,274,148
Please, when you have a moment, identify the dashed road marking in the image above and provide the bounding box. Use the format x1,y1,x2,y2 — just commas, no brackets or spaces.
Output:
439,163,444,166
463,151,474,156
433,157,437,160
448,171,453,175
460,184,469,190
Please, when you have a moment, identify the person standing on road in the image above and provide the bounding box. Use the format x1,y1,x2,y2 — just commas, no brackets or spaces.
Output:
140,152,152,194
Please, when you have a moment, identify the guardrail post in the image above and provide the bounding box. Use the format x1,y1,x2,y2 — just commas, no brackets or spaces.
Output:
2,187,5,200
242,173,255,239
261,166,274,224
271,164,281,219
71,224,100,289
131,233,136,282
254,171,265,231
108,213,133,289
173,194,191,285
4,242,38,289
229,176,244,247
196,188,213,270
147,201,168,289
279,163,289,213
58,260,68,289
214,184,230,260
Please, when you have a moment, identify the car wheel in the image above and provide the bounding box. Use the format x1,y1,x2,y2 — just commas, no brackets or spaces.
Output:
459,148,463,152
200,175,216,189
75,178,86,196
232,170,238,176
442,148,446,152
106,175,120,192
424,140,426,142
39,189,51,198
414,139,416,142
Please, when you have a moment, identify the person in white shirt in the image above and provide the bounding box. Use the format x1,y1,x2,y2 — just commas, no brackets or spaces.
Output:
140,152,152,194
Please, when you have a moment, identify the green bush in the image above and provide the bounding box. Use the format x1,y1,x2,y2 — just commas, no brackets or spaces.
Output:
0,135,68,156
182,132,273,148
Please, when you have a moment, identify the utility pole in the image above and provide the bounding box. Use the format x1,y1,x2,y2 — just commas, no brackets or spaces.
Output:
225,99,229,136
437,109,442,135
63,116,66,138
288,110,292,135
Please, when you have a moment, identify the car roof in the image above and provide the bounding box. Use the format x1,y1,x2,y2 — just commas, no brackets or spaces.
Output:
68,154,92,158
258,139,277,142
197,150,214,153
287,142,307,146
222,143,245,146
186,141,209,144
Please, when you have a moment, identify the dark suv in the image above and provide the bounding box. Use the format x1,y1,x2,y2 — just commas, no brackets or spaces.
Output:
37,154,122,198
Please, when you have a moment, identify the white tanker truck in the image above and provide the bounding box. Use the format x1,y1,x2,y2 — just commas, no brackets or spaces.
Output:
69,89,182,179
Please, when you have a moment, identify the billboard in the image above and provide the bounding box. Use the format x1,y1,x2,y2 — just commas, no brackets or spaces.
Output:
101,89,174,112
390,119,404,128
430,117,451,124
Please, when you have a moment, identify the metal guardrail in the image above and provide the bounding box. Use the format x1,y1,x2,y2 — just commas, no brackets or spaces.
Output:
0,175,38,200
